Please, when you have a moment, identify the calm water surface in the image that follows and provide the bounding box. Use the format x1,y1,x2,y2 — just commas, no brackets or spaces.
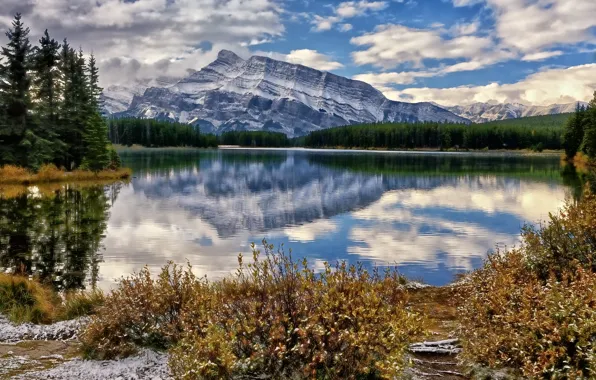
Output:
0,149,582,289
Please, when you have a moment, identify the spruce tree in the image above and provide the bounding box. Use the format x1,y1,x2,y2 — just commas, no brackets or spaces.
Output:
583,92,596,159
32,29,63,163
81,111,110,171
0,13,35,166
564,103,586,159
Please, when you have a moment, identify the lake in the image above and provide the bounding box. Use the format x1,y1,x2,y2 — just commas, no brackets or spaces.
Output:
0,149,583,290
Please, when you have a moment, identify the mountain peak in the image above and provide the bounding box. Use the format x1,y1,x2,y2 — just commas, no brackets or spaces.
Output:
216,49,244,64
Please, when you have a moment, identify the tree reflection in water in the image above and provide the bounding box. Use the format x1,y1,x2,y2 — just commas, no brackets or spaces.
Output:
0,184,121,290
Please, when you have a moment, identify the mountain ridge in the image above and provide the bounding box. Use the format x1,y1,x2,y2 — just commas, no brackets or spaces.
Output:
102,50,468,136
443,101,587,123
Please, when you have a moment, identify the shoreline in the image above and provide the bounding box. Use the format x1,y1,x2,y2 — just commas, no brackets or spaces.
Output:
0,167,132,186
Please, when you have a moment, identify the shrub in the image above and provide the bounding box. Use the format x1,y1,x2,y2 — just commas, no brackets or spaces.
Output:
0,274,57,323
0,165,32,182
80,263,211,359
35,164,64,182
522,190,596,280
58,290,105,320
459,189,596,378
459,255,596,378
169,243,424,379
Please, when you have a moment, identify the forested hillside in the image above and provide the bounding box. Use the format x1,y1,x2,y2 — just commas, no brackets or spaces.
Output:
303,119,563,151
219,131,290,147
107,118,217,148
0,14,118,171
563,95,596,161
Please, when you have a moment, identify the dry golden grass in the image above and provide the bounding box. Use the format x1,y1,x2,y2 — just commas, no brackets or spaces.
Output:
0,274,58,324
0,165,131,185
0,274,105,324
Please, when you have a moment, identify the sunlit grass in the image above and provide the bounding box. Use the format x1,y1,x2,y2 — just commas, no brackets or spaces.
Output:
0,274,105,324
0,164,131,185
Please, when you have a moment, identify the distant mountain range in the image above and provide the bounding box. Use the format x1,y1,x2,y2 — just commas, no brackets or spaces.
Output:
101,50,467,137
442,102,587,123
101,50,585,134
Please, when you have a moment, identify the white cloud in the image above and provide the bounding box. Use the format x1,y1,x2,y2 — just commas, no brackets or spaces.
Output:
0,0,284,86
312,1,388,32
521,51,564,62
354,71,436,87
339,23,353,32
351,24,494,68
382,63,596,106
453,0,596,55
257,49,344,71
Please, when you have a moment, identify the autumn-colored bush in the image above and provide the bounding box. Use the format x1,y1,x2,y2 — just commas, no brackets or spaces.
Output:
459,189,596,378
0,165,32,182
0,274,57,323
80,263,211,359
0,164,131,184
35,164,64,181
522,189,596,280
169,243,424,379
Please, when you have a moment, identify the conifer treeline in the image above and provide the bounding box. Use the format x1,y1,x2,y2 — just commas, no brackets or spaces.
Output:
0,14,118,171
219,131,290,147
563,92,596,160
304,120,563,151
107,118,218,148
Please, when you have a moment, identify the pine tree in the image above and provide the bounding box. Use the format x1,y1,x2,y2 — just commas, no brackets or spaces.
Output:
583,92,596,159
0,13,34,166
32,29,63,163
81,111,110,171
564,103,586,159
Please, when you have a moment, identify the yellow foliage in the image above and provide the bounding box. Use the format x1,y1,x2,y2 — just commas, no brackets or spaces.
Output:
0,165,131,185
459,188,596,378
0,274,58,324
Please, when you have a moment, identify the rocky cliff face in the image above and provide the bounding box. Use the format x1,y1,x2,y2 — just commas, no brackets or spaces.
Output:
104,50,468,136
444,102,587,123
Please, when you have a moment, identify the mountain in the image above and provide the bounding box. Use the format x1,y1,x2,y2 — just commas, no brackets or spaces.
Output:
101,76,181,114
444,102,588,123
104,50,468,137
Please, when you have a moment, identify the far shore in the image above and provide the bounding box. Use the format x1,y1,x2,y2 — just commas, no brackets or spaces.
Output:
115,143,564,156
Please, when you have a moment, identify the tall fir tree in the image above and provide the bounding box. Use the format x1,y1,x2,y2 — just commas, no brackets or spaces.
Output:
0,14,32,166
583,91,596,159
32,29,63,163
563,103,586,159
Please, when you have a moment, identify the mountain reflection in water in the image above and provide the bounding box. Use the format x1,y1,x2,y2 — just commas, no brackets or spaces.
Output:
0,150,580,289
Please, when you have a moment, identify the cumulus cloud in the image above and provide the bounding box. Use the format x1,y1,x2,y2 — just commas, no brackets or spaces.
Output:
351,24,495,68
0,0,284,86
256,49,344,71
311,1,388,32
382,63,596,106
453,0,596,57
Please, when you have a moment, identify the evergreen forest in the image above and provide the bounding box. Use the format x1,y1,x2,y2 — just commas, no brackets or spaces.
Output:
563,92,596,161
107,118,218,148
0,14,118,171
303,117,564,151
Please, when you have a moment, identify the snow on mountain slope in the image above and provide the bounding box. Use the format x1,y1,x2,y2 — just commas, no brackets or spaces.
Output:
445,102,587,123
106,50,468,137
101,77,180,114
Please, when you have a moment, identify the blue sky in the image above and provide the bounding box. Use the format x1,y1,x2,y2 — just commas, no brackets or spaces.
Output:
2,0,595,106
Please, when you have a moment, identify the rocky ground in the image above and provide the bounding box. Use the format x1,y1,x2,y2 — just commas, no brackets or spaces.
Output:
0,286,469,379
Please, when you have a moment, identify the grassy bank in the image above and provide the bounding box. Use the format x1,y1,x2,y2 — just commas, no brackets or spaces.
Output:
0,165,131,185
0,274,104,324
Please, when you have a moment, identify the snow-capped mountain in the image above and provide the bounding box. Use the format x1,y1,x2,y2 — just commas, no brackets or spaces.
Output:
101,76,181,114
444,102,588,123
104,50,468,136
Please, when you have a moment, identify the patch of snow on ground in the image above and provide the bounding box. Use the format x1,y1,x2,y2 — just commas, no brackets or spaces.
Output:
0,315,89,343
14,349,171,380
